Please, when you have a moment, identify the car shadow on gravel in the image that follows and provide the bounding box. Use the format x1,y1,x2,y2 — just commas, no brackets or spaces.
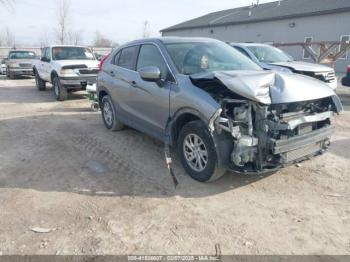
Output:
0,114,274,198
50,107,94,113
337,90,350,111
329,139,350,160
0,85,87,103
1,75,34,80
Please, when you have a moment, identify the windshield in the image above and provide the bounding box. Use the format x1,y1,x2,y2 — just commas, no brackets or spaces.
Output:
52,47,95,60
247,45,293,63
165,42,261,75
9,51,36,59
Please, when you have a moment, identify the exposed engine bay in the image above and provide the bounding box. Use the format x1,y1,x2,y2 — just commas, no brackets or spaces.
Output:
191,71,343,173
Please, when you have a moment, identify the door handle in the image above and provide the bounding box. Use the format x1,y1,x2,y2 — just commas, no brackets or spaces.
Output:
110,71,116,77
130,81,138,88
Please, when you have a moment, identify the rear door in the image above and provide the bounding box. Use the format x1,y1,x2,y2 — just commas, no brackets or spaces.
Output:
105,45,141,125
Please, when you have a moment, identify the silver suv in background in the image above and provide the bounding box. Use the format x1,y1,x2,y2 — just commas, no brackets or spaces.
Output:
97,37,342,182
231,43,337,90
0,58,7,75
5,50,37,79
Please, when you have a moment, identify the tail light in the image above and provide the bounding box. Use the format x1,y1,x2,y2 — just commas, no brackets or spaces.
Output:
98,54,110,71
347,65,350,73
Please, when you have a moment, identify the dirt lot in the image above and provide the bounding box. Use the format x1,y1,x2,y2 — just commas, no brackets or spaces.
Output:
0,75,349,255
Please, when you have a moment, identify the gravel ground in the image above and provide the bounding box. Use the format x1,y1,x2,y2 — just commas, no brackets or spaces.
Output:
0,75,349,255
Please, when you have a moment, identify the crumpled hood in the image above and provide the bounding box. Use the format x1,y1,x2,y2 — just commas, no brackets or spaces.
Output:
190,70,336,104
270,61,333,73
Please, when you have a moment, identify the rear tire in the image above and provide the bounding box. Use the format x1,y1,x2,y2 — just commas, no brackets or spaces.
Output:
177,120,226,182
35,70,46,91
53,76,67,101
101,95,124,131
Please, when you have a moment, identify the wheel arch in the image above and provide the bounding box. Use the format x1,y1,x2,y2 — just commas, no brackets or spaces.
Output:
168,108,233,170
50,71,58,83
97,87,111,108
168,108,208,147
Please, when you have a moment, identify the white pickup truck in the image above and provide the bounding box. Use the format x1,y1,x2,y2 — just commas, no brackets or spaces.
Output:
33,45,99,101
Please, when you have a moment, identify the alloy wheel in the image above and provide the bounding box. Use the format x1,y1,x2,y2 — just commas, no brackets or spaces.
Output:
103,100,113,127
183,133,208,172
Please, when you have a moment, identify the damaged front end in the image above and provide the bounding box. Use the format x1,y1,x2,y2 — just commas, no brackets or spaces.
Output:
192,71,342,174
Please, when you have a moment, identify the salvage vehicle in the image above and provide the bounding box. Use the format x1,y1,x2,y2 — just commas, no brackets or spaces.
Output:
33,45,99,101
231,43,338,90
5,50,37,79
97,37,342,182
341,65,350,87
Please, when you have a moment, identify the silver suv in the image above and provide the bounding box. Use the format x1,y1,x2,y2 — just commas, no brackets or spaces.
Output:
97,37,342,182
6,50,37,79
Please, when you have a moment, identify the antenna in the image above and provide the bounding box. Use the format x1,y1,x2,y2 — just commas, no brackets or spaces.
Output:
278,0,281,6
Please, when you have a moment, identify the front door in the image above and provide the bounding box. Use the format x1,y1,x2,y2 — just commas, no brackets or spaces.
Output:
128,44,174,139
40,48,51,81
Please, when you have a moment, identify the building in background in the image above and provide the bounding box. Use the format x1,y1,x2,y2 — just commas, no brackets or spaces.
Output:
161,0,350,74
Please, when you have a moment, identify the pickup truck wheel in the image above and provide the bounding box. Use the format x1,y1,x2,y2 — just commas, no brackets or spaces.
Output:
35,71,46,91
177,120,226,182
53,76,68,101
101,95,124,131
6,68,15,79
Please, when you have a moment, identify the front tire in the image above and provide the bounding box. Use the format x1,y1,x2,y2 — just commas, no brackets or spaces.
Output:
177,120,226,182
6,68,15,79
35,70,46,91
53,76,67,101
101,95,124,131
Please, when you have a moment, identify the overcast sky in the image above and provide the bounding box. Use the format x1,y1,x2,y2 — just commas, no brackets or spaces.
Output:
0,0,276,46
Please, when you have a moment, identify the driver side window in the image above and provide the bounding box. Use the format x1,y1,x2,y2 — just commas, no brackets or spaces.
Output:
41,48,50,61
137,44,168,80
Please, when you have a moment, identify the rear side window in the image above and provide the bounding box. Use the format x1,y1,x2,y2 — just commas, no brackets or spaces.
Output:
112,51,121,65
137,44,168,79
234,46,250,58
118,46,138,70
41,48,46,59
42,48,50,60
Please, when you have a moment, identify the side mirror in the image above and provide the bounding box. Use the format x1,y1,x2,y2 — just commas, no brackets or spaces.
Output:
138,66,161,82
41,57,50,62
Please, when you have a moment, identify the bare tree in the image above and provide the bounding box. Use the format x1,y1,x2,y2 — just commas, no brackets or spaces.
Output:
68,29,83,45
142,20,151,38
1,27,16,47
0,0,15,46
0,31,4,46
39,31,51,47
0,0,14,8
93,30,115,47
55,0,71,44
0,0,15,11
